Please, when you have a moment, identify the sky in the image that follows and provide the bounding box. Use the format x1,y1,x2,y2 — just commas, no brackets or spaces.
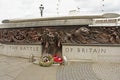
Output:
0,0,120,23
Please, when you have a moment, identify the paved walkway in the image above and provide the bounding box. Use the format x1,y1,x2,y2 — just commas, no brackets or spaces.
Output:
0,55,31,80
93,62,120,80
0,55,120,80
57,62,101,80
15,64,58,80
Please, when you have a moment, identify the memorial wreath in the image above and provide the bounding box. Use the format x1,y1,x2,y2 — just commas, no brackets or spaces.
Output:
39,54,54,67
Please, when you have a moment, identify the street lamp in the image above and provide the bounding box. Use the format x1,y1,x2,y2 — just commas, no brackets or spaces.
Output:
39,4,44,17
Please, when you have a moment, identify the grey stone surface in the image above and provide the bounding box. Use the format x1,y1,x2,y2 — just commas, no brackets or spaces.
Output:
0,19,92,28
0,44,42,58
0,55,31,80
62,45,120,63
0,15,101,28
0,55,120,80
15,64,58,80
57,62,101,80
57,62,120,80
93,62,120,80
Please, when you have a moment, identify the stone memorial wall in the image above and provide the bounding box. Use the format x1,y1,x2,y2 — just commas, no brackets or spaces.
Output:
63,44,120,63
0,26,119,58
0,44,42,58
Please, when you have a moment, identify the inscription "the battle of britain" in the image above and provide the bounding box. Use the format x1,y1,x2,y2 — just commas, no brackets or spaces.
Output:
64,47,107,54
0,45,41,52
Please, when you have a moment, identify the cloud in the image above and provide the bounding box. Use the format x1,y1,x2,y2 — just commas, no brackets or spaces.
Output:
0,0,120,23
73,0,120,13
0,0,40,21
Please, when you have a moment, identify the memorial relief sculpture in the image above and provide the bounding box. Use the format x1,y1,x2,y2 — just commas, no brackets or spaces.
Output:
0,26,120,55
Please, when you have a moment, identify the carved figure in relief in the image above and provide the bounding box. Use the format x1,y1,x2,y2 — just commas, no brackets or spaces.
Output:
0,30,13,42
12,29,26,43
0,27,119,53
41,28,62,56
26,28,42,43
71,27,90,44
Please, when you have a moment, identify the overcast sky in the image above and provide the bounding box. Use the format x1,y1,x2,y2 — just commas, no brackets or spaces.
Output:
0,0,120,23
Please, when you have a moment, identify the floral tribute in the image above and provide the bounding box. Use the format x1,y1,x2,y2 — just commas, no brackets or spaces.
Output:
53,54,63,64
39,54,63,67
39,54,54,67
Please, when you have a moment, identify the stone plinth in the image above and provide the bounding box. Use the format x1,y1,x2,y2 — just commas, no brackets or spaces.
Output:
0,43,42,58
62,44,120,63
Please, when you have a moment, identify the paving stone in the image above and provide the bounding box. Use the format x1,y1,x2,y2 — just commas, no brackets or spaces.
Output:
93,63,120,80
0,75,14,80
57,62,101,80
0,55,31,80
7,69,24,78
0,55,120,80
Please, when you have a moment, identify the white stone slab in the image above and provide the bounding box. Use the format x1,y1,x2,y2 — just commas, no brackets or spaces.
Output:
0,44,42,58
62,44,120,63
0,19,92,28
